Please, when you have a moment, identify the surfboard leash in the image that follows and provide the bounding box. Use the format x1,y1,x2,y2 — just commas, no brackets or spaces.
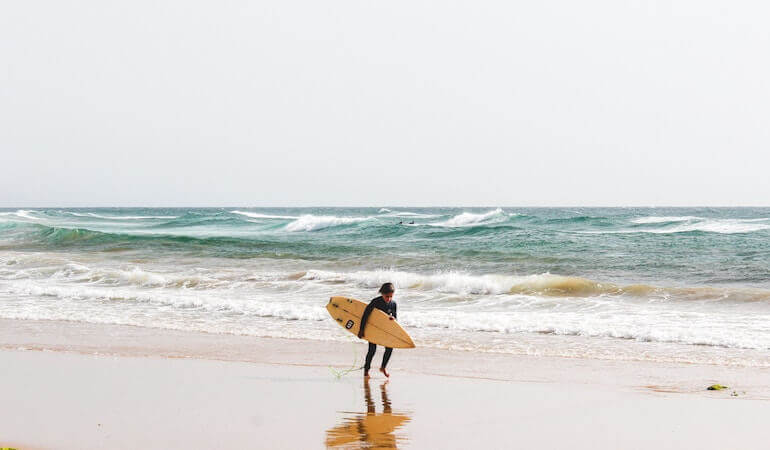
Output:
328,342,363,379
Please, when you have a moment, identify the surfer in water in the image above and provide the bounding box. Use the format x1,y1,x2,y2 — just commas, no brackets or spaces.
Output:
358,282,397,378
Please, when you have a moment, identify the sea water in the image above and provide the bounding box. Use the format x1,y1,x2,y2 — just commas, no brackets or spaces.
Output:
1,207,769,366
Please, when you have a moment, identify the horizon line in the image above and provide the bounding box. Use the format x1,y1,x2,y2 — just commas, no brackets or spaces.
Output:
2,205,770,209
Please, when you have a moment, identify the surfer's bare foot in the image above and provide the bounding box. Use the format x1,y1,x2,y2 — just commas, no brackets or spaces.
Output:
364,370,370,378
379,367,390,378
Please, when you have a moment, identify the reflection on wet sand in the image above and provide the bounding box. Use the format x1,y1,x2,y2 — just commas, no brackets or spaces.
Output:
326,380,411,449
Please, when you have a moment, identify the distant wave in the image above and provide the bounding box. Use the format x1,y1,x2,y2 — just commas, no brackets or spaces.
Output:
0,209,39,221
652,220,770,234
0,223,280,252
545,215,609,224
285,215,372,232
378,210,442,219
68,212,178,220
230,210,299,220
590,218,770,235
0,210,177,221
631,216,701,224
429,208,506,227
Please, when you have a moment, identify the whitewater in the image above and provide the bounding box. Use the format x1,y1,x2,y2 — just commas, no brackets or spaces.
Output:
1,207,769,367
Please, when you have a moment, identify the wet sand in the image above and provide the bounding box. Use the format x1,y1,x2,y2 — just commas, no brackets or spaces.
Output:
2,319,770,449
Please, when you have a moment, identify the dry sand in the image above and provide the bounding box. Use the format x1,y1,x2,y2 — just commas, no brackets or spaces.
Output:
1,319,769,449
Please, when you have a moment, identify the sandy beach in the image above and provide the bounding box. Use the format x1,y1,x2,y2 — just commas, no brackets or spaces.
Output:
2,318,769,449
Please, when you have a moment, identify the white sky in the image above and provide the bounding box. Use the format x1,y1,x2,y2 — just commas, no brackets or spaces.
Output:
2,0,769,207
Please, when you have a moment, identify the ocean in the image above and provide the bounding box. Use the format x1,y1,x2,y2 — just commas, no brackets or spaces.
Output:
1,207,769,367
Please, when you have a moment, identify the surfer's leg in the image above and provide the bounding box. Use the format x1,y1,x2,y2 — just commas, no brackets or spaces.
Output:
379,347,393,377
364,343,377,375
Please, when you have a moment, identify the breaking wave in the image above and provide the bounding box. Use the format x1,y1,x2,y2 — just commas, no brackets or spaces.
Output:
379,210,442,219
627,218,770,234
230,210,299,220
285,215,372,232
631,216,701,224
0,209,39,221
298,269,770,302
3,268,770,351
67,212,178,220
429,208,506,227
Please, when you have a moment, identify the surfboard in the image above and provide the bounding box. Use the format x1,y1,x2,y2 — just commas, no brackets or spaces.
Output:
326,297,415,349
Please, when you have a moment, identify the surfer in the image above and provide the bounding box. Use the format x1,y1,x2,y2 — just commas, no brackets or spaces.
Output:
358,282,397,378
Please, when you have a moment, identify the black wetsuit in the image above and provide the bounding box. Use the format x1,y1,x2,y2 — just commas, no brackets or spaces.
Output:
359,296,397,372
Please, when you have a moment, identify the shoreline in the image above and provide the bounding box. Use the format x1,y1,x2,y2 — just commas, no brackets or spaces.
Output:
3,318,770,449
3,318,769,397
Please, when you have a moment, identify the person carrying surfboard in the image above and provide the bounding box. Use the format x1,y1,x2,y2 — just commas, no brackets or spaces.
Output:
358,282,397,378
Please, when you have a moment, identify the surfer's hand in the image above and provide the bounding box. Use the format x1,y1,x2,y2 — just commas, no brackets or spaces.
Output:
389,316,395,321
357,332,363,338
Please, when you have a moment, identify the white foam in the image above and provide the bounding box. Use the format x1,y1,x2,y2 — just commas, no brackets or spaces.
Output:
3,274,769,351
665,220,770,234
302,269,506,294
0,209,40,221
63,212,177,220
378,208,391,213
300,269,605,296
429,208,506,227
3,258,770,354
81,266,224,289
585,218,770,235
230,210,299,220
285,215,371,232
629,220,770,234
0,281,328,322
631,216,700,224
379,211,442,219
399,307,770,350
91,213,177,220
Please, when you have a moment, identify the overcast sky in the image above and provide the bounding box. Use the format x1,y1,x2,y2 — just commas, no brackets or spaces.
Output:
2,0,769,207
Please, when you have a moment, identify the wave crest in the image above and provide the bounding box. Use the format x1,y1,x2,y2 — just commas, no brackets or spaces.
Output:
68,212,178,220
0,209,40,221
285,215,371,232
300,269,770,302
230,210,298,220
379,210,442,219
631,216,700,224
430,208,506,227
630,219,770,234
301,269,622,297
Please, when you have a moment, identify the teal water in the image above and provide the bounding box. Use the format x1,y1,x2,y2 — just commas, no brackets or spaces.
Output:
1,207,770,366
3,207,770,286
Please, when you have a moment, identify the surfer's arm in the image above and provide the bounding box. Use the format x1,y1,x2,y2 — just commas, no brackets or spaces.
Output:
358,302,375,338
